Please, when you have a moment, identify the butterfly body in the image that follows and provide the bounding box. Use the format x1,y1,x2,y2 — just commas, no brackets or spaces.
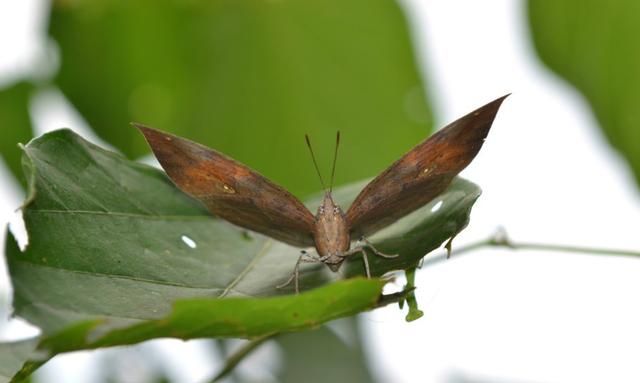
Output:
313,194,350,271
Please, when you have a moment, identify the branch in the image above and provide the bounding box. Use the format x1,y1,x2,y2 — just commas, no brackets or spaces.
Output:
422,228,640,268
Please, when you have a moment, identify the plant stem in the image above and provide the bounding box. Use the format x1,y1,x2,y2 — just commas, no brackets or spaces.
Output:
206,334,275,383
404,270,424,322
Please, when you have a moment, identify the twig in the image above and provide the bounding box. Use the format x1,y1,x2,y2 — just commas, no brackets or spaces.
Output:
376,286,415,308
206,334,275,383
422,228,640,268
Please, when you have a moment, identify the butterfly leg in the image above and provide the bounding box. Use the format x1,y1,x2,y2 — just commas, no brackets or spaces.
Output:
343,238,397,278
277,250,318,293
359,237,399,258
360,248,371,278
342,246,371,278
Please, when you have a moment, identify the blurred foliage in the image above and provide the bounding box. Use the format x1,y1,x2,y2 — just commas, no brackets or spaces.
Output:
0,81,33,188
49,0,433,198
0,338,39,383
275,323,376,383
528,0,640,188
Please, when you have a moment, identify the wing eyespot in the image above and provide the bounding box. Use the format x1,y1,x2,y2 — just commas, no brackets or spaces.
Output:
222,184,236,194
420,164,438,177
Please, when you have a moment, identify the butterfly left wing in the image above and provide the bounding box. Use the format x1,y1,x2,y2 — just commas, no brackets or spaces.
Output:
136,124,316,247
346,95,508,238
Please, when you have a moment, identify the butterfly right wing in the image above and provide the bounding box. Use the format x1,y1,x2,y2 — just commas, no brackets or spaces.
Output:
346,95,508,238
136,125,316,248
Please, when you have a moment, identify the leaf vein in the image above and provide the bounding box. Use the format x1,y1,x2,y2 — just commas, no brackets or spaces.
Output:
219,239,274,297
27,209,212,220
11,258,225,290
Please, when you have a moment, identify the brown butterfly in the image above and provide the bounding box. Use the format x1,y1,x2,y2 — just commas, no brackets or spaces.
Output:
135,94,508,292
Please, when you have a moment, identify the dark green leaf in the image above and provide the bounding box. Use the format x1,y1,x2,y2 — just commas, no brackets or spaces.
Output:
528,0,640,187
49,0,433,197
5,129,479,379
0,81,33,188
6,224,383,381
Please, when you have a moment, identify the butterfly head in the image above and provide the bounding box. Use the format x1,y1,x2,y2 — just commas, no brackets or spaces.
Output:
316,193,344,217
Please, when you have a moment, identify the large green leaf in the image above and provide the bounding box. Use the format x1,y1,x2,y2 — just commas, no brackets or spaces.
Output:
4,129,479,379
5,229,384,382
528,0,640,187
49,0,433,197
0,81,33,187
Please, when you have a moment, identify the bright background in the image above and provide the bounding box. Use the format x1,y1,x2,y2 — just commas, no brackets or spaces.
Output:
1,1,639,382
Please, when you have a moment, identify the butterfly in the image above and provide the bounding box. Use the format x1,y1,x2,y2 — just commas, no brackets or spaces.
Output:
136,94,508,292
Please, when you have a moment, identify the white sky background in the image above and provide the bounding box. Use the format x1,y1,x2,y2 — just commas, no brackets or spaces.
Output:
1,1,640,382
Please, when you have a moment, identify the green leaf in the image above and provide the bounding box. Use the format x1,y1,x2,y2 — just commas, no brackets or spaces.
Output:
5,129,479,379
0,81,34,188
42,278,385,350
6,226,383,381
528,0,640,187
49,0,433,197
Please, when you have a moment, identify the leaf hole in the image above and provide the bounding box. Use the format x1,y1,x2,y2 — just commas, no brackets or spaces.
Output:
431,200,443,213
181,235,197,249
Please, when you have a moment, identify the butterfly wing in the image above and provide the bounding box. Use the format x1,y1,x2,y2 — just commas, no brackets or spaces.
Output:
136,125,316,247
346,95,508,238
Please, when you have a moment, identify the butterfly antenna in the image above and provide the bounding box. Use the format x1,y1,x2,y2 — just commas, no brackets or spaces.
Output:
305,134,327,192
329,131,340,192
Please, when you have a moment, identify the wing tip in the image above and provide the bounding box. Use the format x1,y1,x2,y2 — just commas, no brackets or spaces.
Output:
131,122,159,138
132,123,182,150
478,93,510,117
